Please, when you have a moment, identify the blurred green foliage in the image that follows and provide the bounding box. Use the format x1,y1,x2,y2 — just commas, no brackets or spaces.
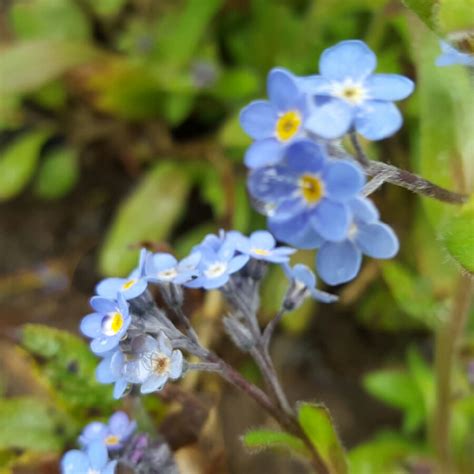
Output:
0,0,472,472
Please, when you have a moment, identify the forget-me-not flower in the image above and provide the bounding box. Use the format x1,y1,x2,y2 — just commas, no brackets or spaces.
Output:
123,333,183,394
80,294,131,354
231,230,296,263
185,235,249,289
61,441,117,474
436,40,474,67
316,196,399,284
248,139,365,243
240,68,308,168
96,249,148,300
95,349,128,399
299,40,414,140
145,251,201,285
283,263,338,304
79,411,136,451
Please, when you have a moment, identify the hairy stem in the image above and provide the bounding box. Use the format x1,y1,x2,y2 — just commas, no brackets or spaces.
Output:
262,308,286,351
433,274,473,473
349,132,468,204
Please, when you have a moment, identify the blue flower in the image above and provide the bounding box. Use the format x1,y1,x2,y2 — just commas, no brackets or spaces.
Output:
283,263,338,303
80,294,131,354
436,41,474,67
231,230,296,263
240,68,308,168
95,249,148,300
144,251,200,285
123,333,184,394
316,196,399,284
248,139,365,243
186,235,249,289
298,40,414,140
79,412,136,451
61,441,117,474
95,349,128,399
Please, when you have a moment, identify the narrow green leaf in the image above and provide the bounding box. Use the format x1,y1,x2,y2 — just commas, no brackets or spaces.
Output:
99,162,191,276
402,0,438,31
10,0,90,41
298,403,348,474
156,0,224,68
363,368,425,433
0,40,99,95
0,397,62,452
242,429,309,457
348,431,425,474
0,130,50,201
440,198,474,274
21,324,117,412
34,147,79,199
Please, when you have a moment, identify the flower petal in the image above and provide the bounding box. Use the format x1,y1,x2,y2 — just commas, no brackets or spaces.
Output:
88,441,108,469
96,357,117,384
227,254,249,273
355,100,402,140
305,98,354,139
285,139,326,173
295,74,331,94
109,411,130,435
95,278,124,299
268,214,323,249
244,138,284,169
323,160,365,201
91,335,120,354
349,196,379,223
141,374,168,394
113,379,128,399
249,230,276,250
310,200,350,242
319,40,377,81
267,68,302,111
61,450,89,474
80,313,103,338
354,221,399,258
247,166,298,203
90,296,116,314
316,240,362,285
169,350,183,379
239,100,278,139
365,74,414,101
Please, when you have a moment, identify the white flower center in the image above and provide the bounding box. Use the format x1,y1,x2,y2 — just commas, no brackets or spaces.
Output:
330,79,368,105
157,267,178,281
151,353,171,375
88,469,101,474
204,261,227,279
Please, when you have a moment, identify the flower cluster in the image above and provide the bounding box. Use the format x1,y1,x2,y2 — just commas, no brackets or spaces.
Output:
241,40,405,284
61,412,135,474
79,229,333,400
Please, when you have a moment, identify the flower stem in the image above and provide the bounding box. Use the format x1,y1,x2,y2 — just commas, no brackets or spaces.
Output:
433,274,473,473
349,132,469,204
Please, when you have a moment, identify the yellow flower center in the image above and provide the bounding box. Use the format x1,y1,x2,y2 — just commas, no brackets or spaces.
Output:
104,434,120,446
251,248,271,256
122,279,137,290
152,354,170,375
275,110,302,141
299,174,325,204
103,312,124,335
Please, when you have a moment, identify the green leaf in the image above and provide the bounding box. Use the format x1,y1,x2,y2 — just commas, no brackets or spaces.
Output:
402,0,438,31
298,403,348,474
438,0,474,34
406,348,435,418
0,397,62,452
363,368,425,433
0,130,50,201
10,0,90,41
100,162,191,276
34,147,79,199
155,0,224,68
348,431,425,474
440,198,474,274
0,40,99,95
242,429,309,457
21,324,117,412
88,0,126,17
381,261,441,327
